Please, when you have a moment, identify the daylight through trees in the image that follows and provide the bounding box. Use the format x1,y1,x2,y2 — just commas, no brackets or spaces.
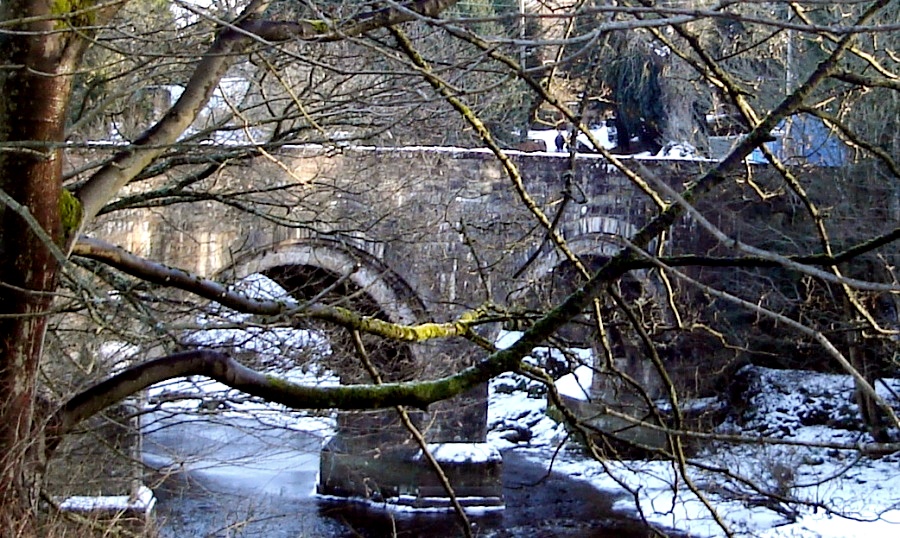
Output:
1,1,899,536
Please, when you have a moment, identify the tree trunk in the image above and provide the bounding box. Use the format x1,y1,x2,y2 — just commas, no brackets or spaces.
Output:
841,295,892,443
0,1,76,531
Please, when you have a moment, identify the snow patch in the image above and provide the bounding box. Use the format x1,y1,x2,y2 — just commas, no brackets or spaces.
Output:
527,126,616,153
656,141,700,159
59,485,156,515
500,365,900,538
485,327,900,538
316,494,505,514
414,443,502,464
555,365,594,401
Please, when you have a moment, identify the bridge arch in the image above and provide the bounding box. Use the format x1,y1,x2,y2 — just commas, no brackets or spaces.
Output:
512,215,671,361
518,216,647,286
510,214,681,413
221,237,442,452
221,237,429,327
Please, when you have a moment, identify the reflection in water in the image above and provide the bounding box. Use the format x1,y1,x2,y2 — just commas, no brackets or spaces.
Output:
318,501,500,537
145,416,661,537
153,471,348,537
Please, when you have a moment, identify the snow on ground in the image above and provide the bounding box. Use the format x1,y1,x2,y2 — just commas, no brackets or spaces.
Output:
488,331,582,448
487,331,900,537
414,443,502,464
487,370,566,449
527,126,617,153
138,301,900,538
555,365,594,401
523,128,707,161
60,485,156,515
143,273,338,437
657,141,701,159
146,372,338,437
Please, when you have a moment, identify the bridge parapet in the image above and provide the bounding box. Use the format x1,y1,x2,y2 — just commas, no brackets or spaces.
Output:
93,147,706,309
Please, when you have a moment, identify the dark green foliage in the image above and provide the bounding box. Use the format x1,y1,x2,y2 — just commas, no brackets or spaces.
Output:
609,48,665,153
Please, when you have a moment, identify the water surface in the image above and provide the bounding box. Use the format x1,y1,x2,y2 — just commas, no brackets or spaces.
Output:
145,416,666,537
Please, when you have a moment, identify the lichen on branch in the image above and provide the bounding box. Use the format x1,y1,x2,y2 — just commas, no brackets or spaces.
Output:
50,0,98,29
54,347,508,438
72,237,486,343
58,188,82,246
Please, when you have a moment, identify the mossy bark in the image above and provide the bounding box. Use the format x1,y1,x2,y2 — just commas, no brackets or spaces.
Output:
0,4,67,530
0,0,106,531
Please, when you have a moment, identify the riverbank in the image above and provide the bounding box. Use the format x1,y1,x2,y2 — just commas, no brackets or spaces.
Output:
144,412,667,537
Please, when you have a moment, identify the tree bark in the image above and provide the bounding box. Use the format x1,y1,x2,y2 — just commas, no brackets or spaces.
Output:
0,0,118,529
0,4,68,530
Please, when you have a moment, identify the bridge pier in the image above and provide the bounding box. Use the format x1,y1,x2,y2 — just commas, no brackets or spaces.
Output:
317,436,503,509
90,147,744,504
219,236,503,508
316,354,502,508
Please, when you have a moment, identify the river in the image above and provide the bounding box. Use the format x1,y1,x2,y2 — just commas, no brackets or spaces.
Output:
143,414,666,537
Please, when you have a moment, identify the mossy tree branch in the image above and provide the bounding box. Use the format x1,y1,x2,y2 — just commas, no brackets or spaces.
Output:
72,236,487,342
51,347,506,440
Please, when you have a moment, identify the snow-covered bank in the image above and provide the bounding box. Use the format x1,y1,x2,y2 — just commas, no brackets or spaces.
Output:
488,359,900,538
143,306,899,537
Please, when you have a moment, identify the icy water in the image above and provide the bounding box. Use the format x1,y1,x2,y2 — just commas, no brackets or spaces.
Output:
144,417,661,537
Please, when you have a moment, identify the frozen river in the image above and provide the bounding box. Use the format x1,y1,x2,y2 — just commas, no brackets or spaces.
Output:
143,414,662,537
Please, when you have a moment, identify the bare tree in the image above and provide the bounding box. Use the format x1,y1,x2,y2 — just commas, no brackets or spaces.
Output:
1,1,899,536
1,0,469,532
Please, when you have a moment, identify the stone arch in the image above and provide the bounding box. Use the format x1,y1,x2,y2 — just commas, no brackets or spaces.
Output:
222,237,428,327
220,236,427,390
517,216,654,292
511,216,672,390
510,217,697,452
220,237,439,449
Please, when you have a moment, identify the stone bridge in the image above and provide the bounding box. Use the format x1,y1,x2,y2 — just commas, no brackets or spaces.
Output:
98,145,701,321
92,145,721,505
